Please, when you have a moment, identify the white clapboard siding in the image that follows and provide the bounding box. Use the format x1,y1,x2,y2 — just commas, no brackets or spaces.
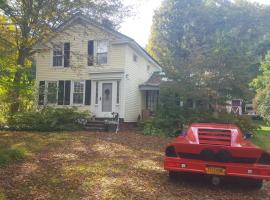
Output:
36,23,125,81
123,45,159,122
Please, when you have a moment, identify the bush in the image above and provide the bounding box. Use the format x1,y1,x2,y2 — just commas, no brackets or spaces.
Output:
7,107,90,131
143,120,165,137
146,110,258,137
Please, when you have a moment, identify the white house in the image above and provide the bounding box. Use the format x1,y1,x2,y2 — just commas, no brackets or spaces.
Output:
35,14,162,124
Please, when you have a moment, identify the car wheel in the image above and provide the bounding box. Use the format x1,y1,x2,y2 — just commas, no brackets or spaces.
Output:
169,171,178,180
249,179,263,190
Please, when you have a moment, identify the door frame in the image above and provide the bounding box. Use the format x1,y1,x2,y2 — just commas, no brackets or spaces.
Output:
95,80,117,118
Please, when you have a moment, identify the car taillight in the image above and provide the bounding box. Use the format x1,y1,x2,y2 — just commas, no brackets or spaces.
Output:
258,153,270,165
165,146,177,157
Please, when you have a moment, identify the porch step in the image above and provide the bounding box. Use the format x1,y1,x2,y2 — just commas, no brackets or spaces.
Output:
84,126,106,131
84,120,107,132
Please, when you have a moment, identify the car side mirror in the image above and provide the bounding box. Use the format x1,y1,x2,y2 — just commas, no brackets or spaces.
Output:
245,132,253,139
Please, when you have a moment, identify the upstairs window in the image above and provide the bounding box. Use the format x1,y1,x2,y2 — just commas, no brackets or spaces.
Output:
97,40,108,65
133,54,138,62
53,42,70,67
73,81,84,104
53,45,62,67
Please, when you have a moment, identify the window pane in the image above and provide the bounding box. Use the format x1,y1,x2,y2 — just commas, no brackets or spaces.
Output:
73,81,84,104
53,45,63,67
97,41,108,53
97,53,107,64
95,82,98,104
47,82,57,104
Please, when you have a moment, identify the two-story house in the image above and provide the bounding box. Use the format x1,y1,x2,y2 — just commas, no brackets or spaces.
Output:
35,14,162,124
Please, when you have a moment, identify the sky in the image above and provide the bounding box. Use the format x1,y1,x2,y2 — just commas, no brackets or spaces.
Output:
120,0,270,48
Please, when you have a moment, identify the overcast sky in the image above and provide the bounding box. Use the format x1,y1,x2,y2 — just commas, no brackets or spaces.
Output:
120,0,270,47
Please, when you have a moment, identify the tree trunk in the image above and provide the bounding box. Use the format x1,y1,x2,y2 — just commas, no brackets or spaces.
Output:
9,49,26,114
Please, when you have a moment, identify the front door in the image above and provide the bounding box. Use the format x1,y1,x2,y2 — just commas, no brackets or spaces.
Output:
102,83,112,113
95,81,117,118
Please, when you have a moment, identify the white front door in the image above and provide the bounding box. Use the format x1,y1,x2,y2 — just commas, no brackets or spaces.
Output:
95,80,117,118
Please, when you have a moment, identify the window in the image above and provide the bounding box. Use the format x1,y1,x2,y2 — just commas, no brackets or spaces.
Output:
73,81,84,104
52,43,70,67
146,91,158,111
95,82,99,104
47,81,58,104
53,45,62,66
97,40,108,65
133,54,138,62
58,80,71,105
116,80,120,104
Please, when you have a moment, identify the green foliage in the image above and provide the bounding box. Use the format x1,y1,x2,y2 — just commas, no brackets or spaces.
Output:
148,0,270,101
0,147,25,166
6,107,90,131
147,110,258,137
145,86,258,137
143,120,165,137
251,51,270,122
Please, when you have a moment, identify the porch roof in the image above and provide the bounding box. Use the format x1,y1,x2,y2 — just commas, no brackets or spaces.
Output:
139,72,163,91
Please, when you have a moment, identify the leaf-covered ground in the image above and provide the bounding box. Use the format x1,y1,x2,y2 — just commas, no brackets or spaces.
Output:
0,131,269,200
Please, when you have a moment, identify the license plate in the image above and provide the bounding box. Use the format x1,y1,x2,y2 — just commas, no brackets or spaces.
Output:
206,166,226,176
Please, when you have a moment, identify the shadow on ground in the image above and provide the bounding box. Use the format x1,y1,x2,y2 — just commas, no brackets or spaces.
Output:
0,131,269,200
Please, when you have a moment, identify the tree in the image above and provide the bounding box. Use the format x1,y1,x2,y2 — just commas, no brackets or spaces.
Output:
250,51,270,122
147,0,270,104
0,0,129,114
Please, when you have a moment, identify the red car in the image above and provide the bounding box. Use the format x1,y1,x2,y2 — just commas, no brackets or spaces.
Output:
164,123,270,189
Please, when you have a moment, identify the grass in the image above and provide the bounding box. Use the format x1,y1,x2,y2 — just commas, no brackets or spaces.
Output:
252,121,270,152
0,130,269,199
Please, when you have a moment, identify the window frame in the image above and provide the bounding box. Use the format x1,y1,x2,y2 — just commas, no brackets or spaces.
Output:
72,81,85,105
52,42,70,68
96,40,108,65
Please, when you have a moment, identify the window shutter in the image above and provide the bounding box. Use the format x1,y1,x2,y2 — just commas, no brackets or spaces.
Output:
88,40,94,66
38,81,45,105
85,80,91,105
64,43,70,67
58,81,64,105
64,80,71,105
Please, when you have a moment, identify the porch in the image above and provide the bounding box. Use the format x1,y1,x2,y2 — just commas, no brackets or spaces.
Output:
139,72,162,120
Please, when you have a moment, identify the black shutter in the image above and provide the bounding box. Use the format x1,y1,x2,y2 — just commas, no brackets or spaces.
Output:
64,80,71,105
85,80,91,105
38,81,45,105
88,40,94,66
58,81,64,105
64,43,70,67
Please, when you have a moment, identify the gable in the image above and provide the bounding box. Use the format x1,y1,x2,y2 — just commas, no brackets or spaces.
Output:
35,14,162,70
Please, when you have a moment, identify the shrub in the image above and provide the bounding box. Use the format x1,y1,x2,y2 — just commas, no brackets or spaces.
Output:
143,120,165,137
7,107,90,131
146,110,258,137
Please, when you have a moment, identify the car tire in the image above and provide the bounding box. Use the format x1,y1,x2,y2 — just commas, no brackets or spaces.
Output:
249,179,263,190
169,171,178,180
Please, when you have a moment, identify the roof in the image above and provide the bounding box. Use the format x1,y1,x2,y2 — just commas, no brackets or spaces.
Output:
35,13,162,70
139,72,163,91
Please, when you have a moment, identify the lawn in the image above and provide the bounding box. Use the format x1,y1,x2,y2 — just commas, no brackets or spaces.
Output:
0,130,269,200
252,121,270,152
